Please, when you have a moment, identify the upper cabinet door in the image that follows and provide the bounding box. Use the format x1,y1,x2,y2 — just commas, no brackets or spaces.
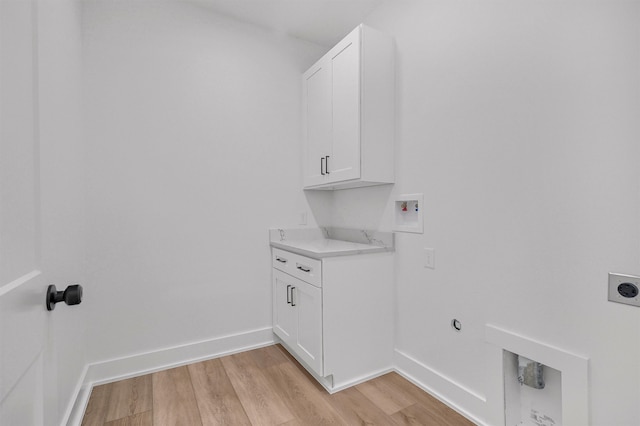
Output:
302,24,394,191
303,64,332,187
328,30,361,183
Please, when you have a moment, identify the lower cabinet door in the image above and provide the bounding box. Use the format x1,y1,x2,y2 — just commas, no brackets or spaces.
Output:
292,280,323,376
273,270,296,347
273,269,324,377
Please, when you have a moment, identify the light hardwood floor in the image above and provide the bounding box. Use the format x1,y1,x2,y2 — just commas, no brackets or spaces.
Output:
81,344,475,426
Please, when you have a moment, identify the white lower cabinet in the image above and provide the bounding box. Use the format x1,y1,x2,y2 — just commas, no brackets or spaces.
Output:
272,269,323,376
272,270,296,344
272,247,394,392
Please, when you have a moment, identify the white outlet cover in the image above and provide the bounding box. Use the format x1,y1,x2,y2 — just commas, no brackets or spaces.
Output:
424,248,435,269
608,272,640,307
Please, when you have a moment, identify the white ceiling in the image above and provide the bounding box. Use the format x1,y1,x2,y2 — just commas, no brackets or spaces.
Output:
190,0,386,47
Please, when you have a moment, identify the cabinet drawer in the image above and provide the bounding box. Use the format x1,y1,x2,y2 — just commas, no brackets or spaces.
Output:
272,248,321,287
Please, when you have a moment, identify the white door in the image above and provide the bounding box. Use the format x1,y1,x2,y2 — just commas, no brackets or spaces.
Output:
329,28,361,183
292,280,323,376
303,63,331,188
1,1,49,423
272,270,296,347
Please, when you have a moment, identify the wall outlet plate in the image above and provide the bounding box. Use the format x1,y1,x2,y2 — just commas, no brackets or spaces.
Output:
608,273,640,307
424,248,435,269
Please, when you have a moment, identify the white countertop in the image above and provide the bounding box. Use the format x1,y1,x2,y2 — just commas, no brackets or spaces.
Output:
270,231,394,259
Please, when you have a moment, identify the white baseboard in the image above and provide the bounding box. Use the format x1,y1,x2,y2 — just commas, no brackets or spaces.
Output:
64,327,274,426
84,327,275,386
61,363,89,426
394,349,488,426
276,337,394,394
330,367,394,393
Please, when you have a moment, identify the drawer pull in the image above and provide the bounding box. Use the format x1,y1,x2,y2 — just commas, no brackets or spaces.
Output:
296,264,311,273
286,284,292,304
291,287,296,306
325,156,330,174
275,256,288,264
320,157,325,175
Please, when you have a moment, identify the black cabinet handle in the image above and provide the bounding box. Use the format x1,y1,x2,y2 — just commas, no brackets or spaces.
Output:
276,256,287,264
286,284,291,304
297,264,311,273
325,156,330,174
291,287,296,306
320,157,325,175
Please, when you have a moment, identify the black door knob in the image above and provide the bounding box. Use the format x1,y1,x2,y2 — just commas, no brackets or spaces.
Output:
46,284,83,311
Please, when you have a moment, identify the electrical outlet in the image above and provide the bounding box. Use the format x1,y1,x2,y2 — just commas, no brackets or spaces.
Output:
608,272,640,307
424,248,435,269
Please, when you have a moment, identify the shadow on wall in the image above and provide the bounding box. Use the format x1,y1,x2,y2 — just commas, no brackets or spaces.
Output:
304,190,333,227
305,185,395,230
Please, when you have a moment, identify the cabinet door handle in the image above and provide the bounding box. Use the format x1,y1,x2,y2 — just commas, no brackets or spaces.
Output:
286,284,291,304
296,264,311,273
320,157,325,175
276,256,287,264
325,156,330,174
291,287,296,306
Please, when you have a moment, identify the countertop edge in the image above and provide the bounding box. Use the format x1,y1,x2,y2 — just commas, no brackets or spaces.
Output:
270,241,394,259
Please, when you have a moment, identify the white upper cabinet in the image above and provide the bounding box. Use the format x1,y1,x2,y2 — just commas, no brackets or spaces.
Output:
303,24,394,190
304,64,332,187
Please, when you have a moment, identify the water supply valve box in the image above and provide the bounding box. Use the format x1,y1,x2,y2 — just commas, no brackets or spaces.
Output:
393,193,423,233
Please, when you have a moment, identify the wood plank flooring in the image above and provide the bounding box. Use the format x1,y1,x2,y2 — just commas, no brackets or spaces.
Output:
82,344,475,426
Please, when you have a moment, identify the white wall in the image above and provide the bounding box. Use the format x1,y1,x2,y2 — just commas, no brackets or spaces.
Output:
81,1,325,363
329,1,640,424
37,0,87,424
